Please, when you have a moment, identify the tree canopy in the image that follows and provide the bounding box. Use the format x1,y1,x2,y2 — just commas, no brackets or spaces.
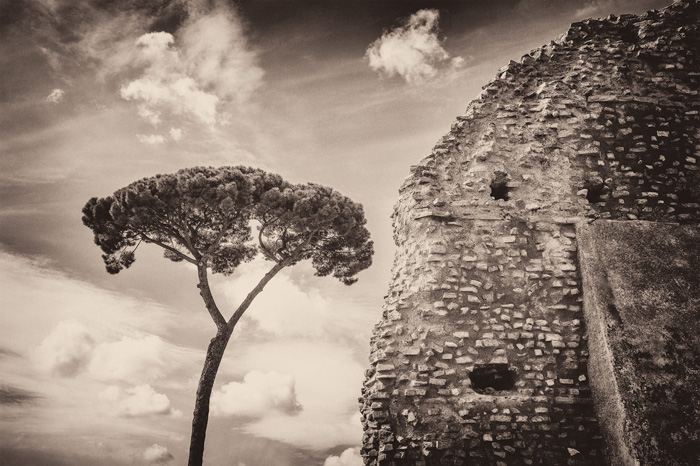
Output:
82,166,373,284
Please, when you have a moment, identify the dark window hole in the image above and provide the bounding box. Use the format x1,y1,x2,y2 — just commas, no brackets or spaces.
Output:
585,182,605,204
469,364,517,393
678,189,694,204
490,172,510,201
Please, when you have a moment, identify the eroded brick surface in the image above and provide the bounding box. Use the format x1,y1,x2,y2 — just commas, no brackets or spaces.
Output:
360,1,700,465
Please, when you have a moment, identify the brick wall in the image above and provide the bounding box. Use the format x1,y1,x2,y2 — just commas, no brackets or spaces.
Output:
360,1,700,465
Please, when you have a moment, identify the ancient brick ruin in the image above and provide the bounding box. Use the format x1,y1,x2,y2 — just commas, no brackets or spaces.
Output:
359,1,700,465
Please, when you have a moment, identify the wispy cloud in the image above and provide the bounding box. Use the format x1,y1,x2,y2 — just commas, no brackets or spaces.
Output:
180,9,264,104
45,88,65,104
211,370,302,418
0,385,39,406
0,248,196,349
573,0,619,19
366,9,463,84
137,133,167,144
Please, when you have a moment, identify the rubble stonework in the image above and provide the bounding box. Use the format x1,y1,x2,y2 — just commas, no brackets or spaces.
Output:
359,1,700,465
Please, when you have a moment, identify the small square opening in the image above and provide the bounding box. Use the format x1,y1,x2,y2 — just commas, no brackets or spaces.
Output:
490,171,510,201
469,364,517,393
583,177,605,204
678,188,695,204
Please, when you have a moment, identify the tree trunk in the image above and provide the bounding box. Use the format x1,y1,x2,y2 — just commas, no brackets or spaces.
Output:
187,329,232,466
187,259,288,466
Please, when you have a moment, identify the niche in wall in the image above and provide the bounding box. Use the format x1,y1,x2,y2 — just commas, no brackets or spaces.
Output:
469,364,517,392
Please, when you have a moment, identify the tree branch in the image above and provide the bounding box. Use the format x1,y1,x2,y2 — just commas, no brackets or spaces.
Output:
257,227,276,262
141,234,197,264
226,259,288,333
284,227,320,261
197,262,227,330
140,209,201,261
207,219,229,254
258,219,281,262
179,222,201,260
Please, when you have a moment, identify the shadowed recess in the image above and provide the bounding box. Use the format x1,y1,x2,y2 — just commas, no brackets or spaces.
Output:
469,364,517,392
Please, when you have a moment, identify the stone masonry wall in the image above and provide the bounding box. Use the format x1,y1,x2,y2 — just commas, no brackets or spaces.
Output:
360,1,700,465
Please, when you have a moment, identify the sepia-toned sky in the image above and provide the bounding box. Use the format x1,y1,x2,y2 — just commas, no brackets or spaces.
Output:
0,1,669,465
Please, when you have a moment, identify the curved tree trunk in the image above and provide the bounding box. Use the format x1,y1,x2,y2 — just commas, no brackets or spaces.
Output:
187,260,287,466
187,329,232,466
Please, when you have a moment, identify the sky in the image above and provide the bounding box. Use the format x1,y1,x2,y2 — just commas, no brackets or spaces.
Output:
0,1,670,465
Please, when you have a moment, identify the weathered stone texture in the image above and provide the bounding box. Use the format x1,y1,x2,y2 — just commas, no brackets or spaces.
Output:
360,1,700,465
578,221,700,466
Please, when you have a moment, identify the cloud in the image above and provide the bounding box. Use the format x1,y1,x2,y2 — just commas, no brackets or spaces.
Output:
219,258,372,342
120,6,263,128
169,128,182,141
227,340,367,449
98,384,180,418
0,246,201,459
247,410,362,452
143,443,174,464
220,259,336,338
0,249,188,348
573,1,618,19
120,32,220,127
366,9,462,84
210,257,375,448
137,134,166,144
180,10,264,103
45,88,65,104
34,321,95,377
34,321,171,382
211,370,301,418
89,335,167,382
0,386,39,406
0,347,20,358
324,448,364,466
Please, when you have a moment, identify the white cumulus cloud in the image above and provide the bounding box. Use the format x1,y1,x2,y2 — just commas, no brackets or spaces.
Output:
366,9,462,84
89,335,167,382
98,384,180,418
229,340,367,449
211,370,301,418
33,321,184,384
143,443,174,463
45,88,65,104
34,321,95,377
120,6,263,128
120,33,220,127
324,447,364,466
